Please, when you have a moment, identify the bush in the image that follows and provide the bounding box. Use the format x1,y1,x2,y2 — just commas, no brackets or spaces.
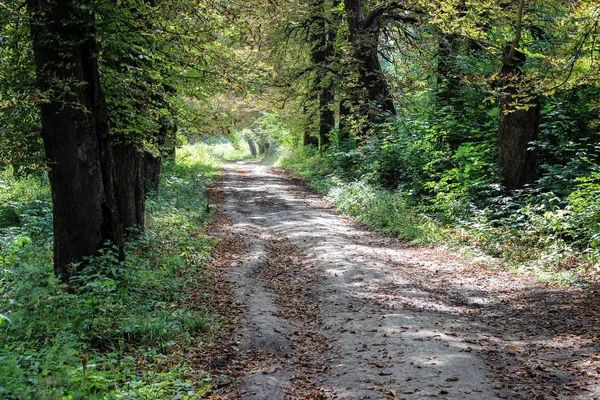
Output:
281,87,600,283
0,144,217,398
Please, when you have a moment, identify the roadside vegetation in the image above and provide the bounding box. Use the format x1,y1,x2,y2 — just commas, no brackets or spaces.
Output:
1,0,599,394
0,144,217,399
278,107,600,286
220,101,600,286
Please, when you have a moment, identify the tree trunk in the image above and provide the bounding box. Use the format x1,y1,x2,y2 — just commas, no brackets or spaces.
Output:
28,0,124,282
309,0,335,148
303,131,319,147
113,142,145,235
247,138,258,157
437,34,460,106
498,46,539,190
141,118,173,195
143,151,162,194
343,0,395,133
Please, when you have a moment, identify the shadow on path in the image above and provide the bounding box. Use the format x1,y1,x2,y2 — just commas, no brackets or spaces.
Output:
199,161,600,400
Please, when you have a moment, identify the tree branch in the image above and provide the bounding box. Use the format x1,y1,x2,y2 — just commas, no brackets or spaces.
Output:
506,0,525,65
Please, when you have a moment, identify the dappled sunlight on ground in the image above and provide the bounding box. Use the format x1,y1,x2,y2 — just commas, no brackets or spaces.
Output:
199,161,600,399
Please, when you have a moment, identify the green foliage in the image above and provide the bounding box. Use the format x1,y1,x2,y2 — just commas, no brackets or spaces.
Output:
328,180,424,240
0,6,44,175
246,112,294,151
0,169,51,233
567,173,600,248
536,89,600,196
279,146,337,194
281,148,425,241
0,144,217,398
283,76,600,282
199,133,256,161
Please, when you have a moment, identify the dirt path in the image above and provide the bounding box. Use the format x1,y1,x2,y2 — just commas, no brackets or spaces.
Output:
196,161,600,400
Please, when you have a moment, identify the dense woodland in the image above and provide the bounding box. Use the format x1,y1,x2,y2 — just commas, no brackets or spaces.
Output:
1,0,599,397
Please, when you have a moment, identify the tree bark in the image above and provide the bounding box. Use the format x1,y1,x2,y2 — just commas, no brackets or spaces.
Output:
247,138,258,157
113,141,145,235
143,151,162,193
343,0,395,134
303,130,319,147
498,46,539,190
141,118,174,195
28,0,124,282
437,34,461,106
309,0,335,148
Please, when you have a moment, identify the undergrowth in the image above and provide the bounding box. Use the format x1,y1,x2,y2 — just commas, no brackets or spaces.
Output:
0,143,218,399
203,139,251,161
280,146,600,286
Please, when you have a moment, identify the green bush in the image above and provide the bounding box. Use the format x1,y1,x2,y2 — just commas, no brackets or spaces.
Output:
281,87,600,283
0,144,217,398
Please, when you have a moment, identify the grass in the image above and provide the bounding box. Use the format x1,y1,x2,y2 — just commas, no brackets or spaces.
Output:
0,143,219,399
204,141,252,161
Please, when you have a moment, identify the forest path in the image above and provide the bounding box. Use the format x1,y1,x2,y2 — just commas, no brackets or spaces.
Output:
197,161,600,400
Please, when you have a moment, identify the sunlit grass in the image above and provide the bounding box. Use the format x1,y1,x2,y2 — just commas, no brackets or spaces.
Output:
204,142,252,161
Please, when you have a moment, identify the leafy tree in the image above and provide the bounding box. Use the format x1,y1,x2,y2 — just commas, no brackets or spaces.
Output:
307,0,338,148
27,0,125,281
0,5,43,175
16,0,250,280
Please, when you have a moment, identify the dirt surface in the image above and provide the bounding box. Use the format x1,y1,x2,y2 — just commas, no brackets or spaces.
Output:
194,161,600,400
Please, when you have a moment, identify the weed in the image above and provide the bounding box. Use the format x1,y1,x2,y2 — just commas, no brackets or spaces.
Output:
0,144,218,398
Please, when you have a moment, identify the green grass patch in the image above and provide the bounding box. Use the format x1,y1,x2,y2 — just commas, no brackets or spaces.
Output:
204,142,252,161
0,143,218,399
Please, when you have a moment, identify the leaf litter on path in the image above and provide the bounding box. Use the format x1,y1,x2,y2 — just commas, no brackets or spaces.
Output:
189,162,600,400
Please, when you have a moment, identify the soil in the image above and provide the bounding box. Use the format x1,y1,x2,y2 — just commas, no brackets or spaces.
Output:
192,161,600,400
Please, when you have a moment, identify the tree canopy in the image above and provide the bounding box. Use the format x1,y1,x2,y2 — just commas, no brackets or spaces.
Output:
0,0,599,279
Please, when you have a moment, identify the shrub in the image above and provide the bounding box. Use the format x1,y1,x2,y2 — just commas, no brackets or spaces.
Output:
0,144,217,398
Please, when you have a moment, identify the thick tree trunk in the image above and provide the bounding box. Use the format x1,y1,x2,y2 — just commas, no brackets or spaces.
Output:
141,118,179,195
113,142,145,235
28,0,124,282
143,152,162,194
309,0,335,148
344,0,395,132
498,47,539,190
141,119,173,195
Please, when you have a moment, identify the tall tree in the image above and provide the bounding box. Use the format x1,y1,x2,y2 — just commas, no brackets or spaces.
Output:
309,0,336,148
27,0,124,282
497,0,539,189
342,0,397,136
498,46,540,190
